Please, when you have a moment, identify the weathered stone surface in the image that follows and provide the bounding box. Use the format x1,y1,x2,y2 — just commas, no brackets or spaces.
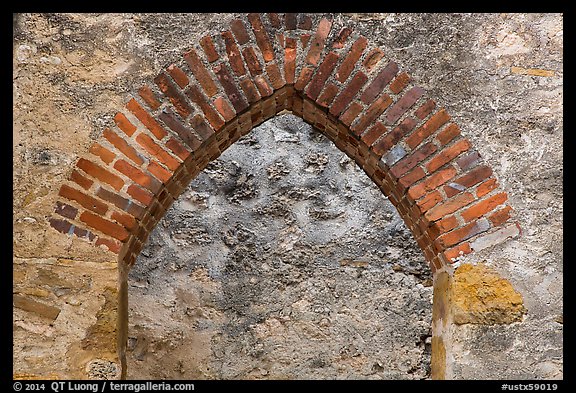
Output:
451,263,526,325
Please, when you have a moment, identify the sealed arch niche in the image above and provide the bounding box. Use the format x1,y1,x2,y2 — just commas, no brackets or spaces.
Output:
42,13,522,379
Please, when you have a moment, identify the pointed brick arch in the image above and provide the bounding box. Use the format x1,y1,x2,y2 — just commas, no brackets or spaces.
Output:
49,12,519,274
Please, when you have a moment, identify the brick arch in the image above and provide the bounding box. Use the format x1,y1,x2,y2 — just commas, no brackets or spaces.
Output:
46,13,520,378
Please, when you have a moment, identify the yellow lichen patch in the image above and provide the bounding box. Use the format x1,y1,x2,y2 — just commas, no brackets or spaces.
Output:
13,373,60,380
452,263,526,324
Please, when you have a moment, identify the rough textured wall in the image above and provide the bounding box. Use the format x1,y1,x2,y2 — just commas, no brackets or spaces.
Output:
13,13,562,380
127,114,432,379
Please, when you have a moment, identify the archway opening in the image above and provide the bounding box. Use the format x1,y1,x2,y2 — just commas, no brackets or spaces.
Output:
125,113,433,379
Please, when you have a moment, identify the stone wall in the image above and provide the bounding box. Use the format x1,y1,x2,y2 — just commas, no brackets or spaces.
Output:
13,13,562,380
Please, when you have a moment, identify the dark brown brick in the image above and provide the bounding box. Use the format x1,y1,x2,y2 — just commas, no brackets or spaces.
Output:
415,99,436,120
361,122,387,146
284,37,297,84
298,14,313,30
138,86,161,111
230,19,251,45
384,86,425,125
352,94,393,136
242,47,263,77
221,31,246,77
248,13,275,62
339,102,363,126
268,13,281,28
316,83,339,108
360,61,399,105
166,137,192,161
190,114,215,141
71,169,93,190
301,34,311,48
390,142,437,178
266,62,285,90
126,98,168,140
456,150,481,171
59,184,108,215
183,48,219,97
362,48,385,72
306,17,332,66
49,217,73,235
305,51,339,101
372,116,418,157
329,72,368,117
96,186,145,219
332,27,352,49
239,78,262,103
55,201,78,220
185,85,225,130
285,13,298,30
213,63,249,112
199,35,219,63
158,109,202,151
335,37,367,83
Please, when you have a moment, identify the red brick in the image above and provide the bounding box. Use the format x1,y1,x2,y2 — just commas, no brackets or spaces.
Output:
54,201,78,220
59,184,108,215
426,138,471,173
89,142,115,165
76,158,124,191
147,161,172,183
389,72,411,94
352,94,393,135
306,17,332,66
114,159,161,193
268,13,281,28
96,186,144,219
199,35,219,63
335,36,367,83
71,169,93,190
154,72,193,119
371,117,418,157
103,128,144,166
185,85,225,130
94,236,122,253
332,27,353,49
80,211,129,241
301,34,311,48
488,205,513,226
266,62,285,90
398,166,426,189
476,178,498,198
127,184,154,206
189,114,215,141
126,98,168,140
339,102,363,126
213,63,248,113
461,193,508,222
329,71,368,117
295,66,314,91
444,165,493,197
443,242,472,262
166,64,189,89
456,150,481,171
316,83,339,108
416,190,443,212
166,137,191,161
135,133,179,170
242,47,263,77
114,112,137,137
284,37,297,84
390,142,437,178
406,108,451,149
49,217,73,235
408,166,457,200
362,48,385,72
436,123,461,146
414,99,436,120
222,31,246,77
248,13,275,62
213,97,236,122
158,108,202,150
230,19,251,45
138,86,161,111
183,48,219,97
276,34,285,51
384,86,425,125
305,51,339,100
429,215,459,237
239,78,262,104
425,192,475,222
360,61,399,105
254,75,273,97
435,218,490,250
111,210,137,231
285,13,297,30
298,14,313,30
361,122,387,146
